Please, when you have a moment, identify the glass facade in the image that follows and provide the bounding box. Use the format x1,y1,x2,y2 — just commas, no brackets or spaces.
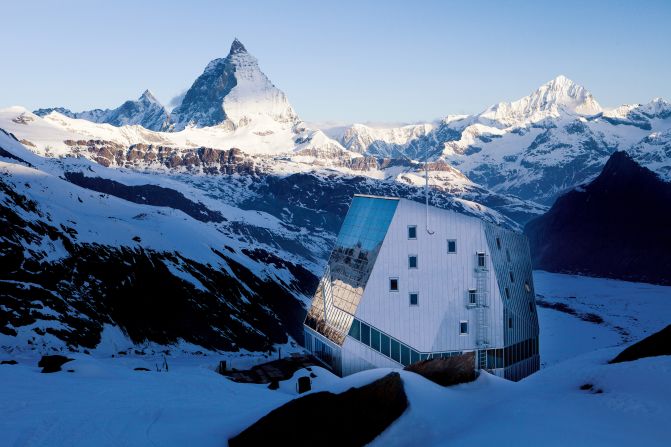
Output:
304,196,399,346
348,316,465,367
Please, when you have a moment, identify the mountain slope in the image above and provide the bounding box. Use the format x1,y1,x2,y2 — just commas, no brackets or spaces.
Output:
524,151,671,285
0,128,313,352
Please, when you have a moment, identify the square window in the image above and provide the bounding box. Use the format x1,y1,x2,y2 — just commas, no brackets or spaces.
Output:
380,334,390,357
361,322,371,345
371,328,380,351
408,225,417,239
447,239,457,253
390,339,400,362
389,277,398,291
409,292,419,306
460,321,468,335
408,255,418,269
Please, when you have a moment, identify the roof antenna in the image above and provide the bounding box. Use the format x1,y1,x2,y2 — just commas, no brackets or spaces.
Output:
424,149,434,235
392,146,434,235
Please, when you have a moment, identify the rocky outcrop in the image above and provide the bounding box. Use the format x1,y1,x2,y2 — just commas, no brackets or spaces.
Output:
610,324,671,364
525,151,671,285
229,372,407,447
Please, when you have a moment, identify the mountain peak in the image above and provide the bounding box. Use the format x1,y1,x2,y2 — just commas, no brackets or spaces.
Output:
139,89,159,104
229,38,247,56
481,75,602,126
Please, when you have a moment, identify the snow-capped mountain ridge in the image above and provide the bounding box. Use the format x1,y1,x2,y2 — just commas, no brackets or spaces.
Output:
480,75,602,127
34,89,170,131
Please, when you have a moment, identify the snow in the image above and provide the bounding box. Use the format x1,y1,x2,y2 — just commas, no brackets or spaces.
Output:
1,272,669,446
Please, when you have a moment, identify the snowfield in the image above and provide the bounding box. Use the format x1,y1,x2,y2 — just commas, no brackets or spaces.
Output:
1,272,669,446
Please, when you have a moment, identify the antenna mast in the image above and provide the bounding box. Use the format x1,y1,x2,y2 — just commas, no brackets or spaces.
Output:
424,149,434,235
392,146,434,235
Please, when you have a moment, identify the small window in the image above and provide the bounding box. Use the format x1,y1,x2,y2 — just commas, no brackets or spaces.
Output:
468,289,477,305
477,252,486,268
508,317,513,329
380,333,390,357
409,292,419,306
400,345,410,366
529,301,535,313
371,328,380,351
390,339,400,362
408,225,417,239
505,287,511,299
361,322,371,345
509,271,514,282
408,255,418,269
348,319,361,340
389,277,398,291
460,321,468,335
447,239,457,253
506,248,511,262
496,237,501,250
524,281,531,293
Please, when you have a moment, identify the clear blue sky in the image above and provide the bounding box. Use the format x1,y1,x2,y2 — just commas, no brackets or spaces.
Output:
2,0,670,123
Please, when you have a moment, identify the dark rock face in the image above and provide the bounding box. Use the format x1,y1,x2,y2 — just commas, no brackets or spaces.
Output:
524,151,671,285
228,372,407,447
169,42,240,130
63,172,225,222
62,140,258,174
610,324,671,364
38,355,73,373
404,352,476,386
1,360,18,365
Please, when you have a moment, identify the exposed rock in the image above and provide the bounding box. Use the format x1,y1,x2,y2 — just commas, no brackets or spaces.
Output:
404,352,476,386
229,372,407,447
1,360,18,365
38,355,74,373
610,324,671,364
525,151,671,285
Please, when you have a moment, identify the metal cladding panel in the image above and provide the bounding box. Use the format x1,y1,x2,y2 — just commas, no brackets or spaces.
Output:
483,222,540,348
340,337,398,376
353,198,504,353
304,196,399,345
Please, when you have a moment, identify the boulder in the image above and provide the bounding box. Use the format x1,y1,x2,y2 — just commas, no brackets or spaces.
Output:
610,324,671,364
229,372,407,447
38,355,74,373
404,352,476,386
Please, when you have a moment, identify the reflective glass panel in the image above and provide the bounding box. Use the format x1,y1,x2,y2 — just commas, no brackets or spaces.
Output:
371,328,380,351
361,322,371,345
381,334,390,357
390,340,400,362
